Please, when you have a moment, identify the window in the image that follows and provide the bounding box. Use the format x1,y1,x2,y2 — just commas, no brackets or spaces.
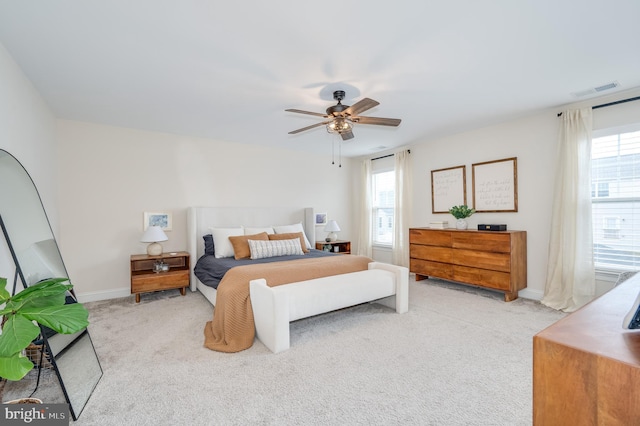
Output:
372,170,394,245
591,127,640,270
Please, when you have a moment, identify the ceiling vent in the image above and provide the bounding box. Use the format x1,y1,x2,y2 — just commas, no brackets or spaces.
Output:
572,81,620,98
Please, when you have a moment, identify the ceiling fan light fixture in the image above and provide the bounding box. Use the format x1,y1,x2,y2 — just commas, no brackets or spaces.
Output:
326,118,352,134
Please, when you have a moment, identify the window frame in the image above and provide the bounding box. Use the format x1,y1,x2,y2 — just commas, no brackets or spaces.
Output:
371,161,395,248
591,124,640,273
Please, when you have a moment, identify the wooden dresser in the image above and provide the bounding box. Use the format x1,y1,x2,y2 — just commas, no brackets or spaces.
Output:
409,228,527,301
533,275,640,425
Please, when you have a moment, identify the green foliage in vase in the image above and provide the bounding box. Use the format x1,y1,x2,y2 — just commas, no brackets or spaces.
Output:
0,277,89,381
449,205,475,219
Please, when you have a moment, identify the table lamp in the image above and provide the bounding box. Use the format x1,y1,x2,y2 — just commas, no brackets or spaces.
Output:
324,220,341,242
141,225,168,256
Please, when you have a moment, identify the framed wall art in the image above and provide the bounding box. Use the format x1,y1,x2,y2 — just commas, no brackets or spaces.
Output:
315,212,327,225
143,212,173,231
472,157,518,212
431,165,466,213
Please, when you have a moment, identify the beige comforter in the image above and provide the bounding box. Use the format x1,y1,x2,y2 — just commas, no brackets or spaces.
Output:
203,255,372,352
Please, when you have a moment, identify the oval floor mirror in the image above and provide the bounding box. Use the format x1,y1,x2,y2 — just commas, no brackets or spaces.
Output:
0,149,102,420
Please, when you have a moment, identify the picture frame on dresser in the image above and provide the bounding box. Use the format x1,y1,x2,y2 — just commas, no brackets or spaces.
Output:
431,165,466,214
471,157,518,212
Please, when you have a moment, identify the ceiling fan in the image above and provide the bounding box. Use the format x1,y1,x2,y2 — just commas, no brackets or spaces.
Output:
286,90,401,140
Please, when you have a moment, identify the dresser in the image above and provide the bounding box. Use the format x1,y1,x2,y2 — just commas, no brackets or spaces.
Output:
409,228,527,301
533,274,640,425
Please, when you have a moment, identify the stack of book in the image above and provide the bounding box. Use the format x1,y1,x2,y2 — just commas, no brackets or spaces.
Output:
429,221,449,229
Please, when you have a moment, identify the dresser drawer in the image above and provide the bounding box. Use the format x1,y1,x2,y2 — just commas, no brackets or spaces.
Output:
409,229,452,247
410,259,453,280
453,266,511,291
452,232,511,253
453,249,511,272
410,245,452,263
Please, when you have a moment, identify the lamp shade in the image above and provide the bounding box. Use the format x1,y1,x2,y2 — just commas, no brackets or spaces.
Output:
324,220,341,242
324,220,341,233
141,226,168,243
141,226,168,256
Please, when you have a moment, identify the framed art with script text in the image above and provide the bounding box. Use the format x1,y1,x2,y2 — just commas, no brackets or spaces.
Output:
472,157,518,212
431,165,466,213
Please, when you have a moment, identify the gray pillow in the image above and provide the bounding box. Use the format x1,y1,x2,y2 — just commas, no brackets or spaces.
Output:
203,234,214,256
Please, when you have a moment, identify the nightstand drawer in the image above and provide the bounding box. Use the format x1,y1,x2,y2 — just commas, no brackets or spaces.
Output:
131,270,189,293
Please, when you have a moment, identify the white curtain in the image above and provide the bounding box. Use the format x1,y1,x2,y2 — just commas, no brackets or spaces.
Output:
356,158,373,257
542,108,595,312
392,150,412,267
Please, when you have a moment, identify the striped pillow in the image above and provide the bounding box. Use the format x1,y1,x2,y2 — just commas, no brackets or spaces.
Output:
248,238,304,260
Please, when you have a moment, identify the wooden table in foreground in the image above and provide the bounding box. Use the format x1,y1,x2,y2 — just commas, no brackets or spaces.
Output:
533,275,640,425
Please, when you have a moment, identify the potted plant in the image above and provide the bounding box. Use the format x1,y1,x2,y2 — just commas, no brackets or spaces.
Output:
449,205,475,230
0,276,89,403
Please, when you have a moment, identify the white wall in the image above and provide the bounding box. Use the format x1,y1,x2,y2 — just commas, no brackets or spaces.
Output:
408,111,557,300
356,87,640,301
56,120,355,301
0,42,57,285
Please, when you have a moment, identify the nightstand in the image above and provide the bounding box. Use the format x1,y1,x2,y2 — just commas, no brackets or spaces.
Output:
130,251,190,303
315,240,351,254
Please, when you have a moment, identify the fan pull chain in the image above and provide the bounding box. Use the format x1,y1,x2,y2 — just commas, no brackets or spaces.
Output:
331,137,335,165
339,140,342,167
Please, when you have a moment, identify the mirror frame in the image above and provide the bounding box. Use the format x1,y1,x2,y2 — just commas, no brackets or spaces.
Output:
0,149,102,420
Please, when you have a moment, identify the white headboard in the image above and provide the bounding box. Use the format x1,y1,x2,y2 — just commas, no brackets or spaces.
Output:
186,206,315,291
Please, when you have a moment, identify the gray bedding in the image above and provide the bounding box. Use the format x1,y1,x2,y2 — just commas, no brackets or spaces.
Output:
194,249,336,289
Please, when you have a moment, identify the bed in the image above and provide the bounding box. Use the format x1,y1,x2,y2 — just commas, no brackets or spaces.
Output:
186,206,408,353
187,206,318,304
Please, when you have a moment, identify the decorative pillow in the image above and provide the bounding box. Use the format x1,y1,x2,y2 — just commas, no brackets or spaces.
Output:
210,227,244,258
203,234,214,256
229,232,269,260
268,232,309,253
272,223,311,249
248,238,304,260
244,226,275,235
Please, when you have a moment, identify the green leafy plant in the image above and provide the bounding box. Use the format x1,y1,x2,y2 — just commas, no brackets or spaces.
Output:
0,277,89,382
449,205,475,219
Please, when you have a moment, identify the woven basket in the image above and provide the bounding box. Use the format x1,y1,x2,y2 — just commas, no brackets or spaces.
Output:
25,343,53,370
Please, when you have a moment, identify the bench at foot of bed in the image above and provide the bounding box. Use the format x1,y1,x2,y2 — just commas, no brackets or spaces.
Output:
249,262,409,353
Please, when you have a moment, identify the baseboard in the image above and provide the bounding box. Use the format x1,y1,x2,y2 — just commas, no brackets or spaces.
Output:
76,287,131,303
518,288,543,301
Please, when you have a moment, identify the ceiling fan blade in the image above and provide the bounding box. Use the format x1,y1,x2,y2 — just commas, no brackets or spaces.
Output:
340,130,354,141
352,116,401,127
343,98,379,116
288,121,332,135
285,108,329,118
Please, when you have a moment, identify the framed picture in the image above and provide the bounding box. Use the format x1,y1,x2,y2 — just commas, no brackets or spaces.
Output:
431,165,466,213
143,212,172,231
315,212,328,225
472,157,518,212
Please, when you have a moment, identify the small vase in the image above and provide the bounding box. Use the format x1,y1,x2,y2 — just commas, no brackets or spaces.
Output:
456,219,468,230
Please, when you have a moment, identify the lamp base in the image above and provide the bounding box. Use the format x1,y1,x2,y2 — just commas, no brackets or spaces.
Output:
327,232,338,242
146,242,163,256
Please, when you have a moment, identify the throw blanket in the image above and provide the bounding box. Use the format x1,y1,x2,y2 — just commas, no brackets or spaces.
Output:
204,255,372,353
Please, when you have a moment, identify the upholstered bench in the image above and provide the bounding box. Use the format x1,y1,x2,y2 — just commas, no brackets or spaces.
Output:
249,262,409,353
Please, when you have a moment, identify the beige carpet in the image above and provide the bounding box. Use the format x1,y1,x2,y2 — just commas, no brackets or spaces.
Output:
9,277,565,425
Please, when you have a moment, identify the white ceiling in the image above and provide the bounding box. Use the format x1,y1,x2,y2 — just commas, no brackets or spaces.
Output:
1,1,640,158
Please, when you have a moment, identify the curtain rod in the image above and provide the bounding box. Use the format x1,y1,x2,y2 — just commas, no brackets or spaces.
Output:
372,149,410,161
557,95,640,117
